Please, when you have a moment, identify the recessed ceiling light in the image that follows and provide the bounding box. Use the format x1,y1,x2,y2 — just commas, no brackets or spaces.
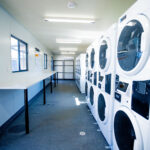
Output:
61,52,76,55
44,17,95,24
56,39,82,44
59,47,78,51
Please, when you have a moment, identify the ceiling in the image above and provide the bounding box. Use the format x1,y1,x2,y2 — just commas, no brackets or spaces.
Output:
0,0,136,55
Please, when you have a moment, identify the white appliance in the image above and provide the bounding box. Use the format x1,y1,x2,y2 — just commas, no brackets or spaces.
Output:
75,54,86,93
86,40,99,120
85,51,89,99
85,45,93,110
113,0,150,149
95,24,117,147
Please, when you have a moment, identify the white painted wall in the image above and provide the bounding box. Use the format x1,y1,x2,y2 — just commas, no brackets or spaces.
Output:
0,6,52,127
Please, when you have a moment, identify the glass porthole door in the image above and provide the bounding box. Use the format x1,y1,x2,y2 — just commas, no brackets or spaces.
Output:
99,40,108,69
90,86,94,105
98,94,106,121
118,20,143,71
85,82,88,97
99,39,111,71
117,15,150,75
114,108,143,150
90,48,95,69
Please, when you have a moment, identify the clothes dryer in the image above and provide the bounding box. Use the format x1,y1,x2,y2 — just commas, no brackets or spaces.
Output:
85,46,91,104
95,24,117,147
113,1,150,149
86,41,99,120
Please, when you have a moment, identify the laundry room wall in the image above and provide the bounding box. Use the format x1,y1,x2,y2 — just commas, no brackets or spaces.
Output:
0,6,52,127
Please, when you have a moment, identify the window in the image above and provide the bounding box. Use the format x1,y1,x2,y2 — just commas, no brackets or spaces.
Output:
11,35,28,72
44,53,48,69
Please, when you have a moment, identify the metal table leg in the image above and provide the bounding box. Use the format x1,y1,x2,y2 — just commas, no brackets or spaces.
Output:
43,79,46,105
57,72,58,84
50,76,53,93
24,89,29,134
54,73,56,87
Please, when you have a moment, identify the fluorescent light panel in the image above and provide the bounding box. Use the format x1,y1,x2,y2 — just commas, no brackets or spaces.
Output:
61,52,76,55
59,47,78,51
56,39,82,44
45,17,95,24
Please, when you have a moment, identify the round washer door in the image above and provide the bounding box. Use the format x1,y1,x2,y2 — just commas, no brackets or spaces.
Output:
90,86,94,105
117,15,150,75
90,48,95,69
85,82,88,97
99,39,111,71
98,93,106,121
114,107,143,150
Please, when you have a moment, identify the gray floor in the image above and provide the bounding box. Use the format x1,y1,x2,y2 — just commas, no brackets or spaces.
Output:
0,80,108,150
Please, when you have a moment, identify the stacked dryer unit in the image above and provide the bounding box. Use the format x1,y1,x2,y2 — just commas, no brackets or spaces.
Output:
75,54,86,93
113,0,150,149
86,41,99,120
85,45,93,112
95,24,117,148
85,51,89,99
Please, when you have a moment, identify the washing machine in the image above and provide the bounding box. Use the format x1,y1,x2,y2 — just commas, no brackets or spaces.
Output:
85,46,91,103
113,0,150,149
85,45,93,111
85,50,89,97
95,24,117,147
85,40,99,121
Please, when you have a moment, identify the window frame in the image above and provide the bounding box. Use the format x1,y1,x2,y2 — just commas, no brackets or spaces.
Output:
11,35,28,73
51,56,54,71
44,53,48,69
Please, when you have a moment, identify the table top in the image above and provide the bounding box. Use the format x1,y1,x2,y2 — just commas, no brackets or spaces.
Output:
0,71,57,90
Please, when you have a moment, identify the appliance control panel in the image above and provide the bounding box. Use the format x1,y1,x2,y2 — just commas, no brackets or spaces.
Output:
98,72,104,82
117,82,129,92
94,72,97,86
132,80,150,120
115,75,129,92
115,92,121,102
115,74,129,102
105,74,111,95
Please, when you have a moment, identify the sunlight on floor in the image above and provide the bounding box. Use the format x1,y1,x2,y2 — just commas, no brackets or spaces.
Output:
75,97,87,106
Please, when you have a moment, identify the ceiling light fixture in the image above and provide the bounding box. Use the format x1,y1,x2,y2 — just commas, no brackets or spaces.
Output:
67,1,77,8
44,17,95,24
59,47,78,51
61,52,76,55
56,39,82,44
